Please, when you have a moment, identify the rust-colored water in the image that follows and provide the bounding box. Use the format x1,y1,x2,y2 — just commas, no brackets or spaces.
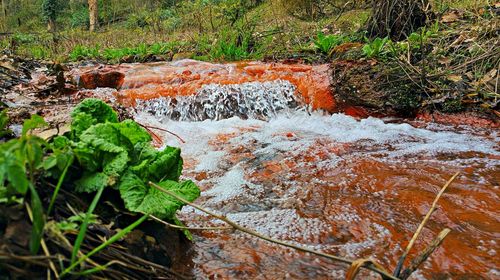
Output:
74,60,500,279
133,113,500,280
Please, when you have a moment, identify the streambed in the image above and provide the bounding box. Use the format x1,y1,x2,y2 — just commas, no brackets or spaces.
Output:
74,60,499,279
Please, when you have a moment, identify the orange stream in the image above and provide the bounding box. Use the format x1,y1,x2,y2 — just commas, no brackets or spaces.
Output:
179,130,499,279
73,61,499,279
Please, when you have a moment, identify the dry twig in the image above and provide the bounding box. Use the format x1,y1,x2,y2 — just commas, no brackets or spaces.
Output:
393,172,459,277
400,228,451,280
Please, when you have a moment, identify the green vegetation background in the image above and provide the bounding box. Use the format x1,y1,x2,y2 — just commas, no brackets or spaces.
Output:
0,0,490,62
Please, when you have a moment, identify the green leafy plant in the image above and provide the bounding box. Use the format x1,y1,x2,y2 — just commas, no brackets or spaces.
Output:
207,27,257,61
53,98,200,221
407,22,439,50
0,98,199,262
362,37,390,58
0,109,12,139
69,45,101,61
314,32,345,54
0,115,49,254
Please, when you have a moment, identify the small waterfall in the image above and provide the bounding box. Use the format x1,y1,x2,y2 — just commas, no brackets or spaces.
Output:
134,80,302,121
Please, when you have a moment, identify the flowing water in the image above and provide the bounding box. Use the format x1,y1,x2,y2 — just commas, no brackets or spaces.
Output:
75,60,500,279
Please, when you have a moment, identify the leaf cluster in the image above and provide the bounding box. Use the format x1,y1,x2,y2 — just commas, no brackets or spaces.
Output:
314,32,346,54
362,37,390,59
0,114,49,254
53,98,200,220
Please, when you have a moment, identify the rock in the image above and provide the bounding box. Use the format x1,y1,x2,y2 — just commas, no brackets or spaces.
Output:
78,68,125,89
331,60,393,114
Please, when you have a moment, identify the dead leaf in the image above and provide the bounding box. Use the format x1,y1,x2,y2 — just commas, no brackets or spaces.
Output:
447,75,463,82
480,69,498,84
441,11,461,23
35,124,70,140
0,61,18,72
438,57,451,65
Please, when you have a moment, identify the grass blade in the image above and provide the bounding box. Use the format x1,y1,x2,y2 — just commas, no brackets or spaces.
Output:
70,185,105,264
61,214,149,277
28,183,45,255
47,157,73,215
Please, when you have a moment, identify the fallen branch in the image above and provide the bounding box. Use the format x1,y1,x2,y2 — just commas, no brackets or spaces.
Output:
393,172,459,277
149,182,398,280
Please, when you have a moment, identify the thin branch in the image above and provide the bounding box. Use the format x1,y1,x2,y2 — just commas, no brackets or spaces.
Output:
393,172,459,277
150,215,233,231
139,123,186,143
148,182,399,280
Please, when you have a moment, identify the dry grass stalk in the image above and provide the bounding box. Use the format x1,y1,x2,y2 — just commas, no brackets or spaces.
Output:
400,228,451,280
393,172,460,277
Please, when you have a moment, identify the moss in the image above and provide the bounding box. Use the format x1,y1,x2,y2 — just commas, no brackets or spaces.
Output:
441,98,464,113
387,89,421,116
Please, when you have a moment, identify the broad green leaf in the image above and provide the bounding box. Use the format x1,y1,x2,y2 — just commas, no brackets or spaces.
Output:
148,146,183,182
52,135,71,150
6,160,29,195
113,120,152,145
119,172,200,219
22,115,47,136
71,98,118,137
40,154,58,170
78,123,131,179
74,144,100,172
79,123,130,153
23,137,45,168
75,172,109,193
71,98,118,124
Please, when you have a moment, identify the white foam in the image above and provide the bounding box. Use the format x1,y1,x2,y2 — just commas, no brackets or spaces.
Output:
227,209,330,244
143,110,499,158
203,164,265,204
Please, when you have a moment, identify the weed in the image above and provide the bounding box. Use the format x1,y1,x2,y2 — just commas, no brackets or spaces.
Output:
69,45,101,61
314,32,345,54
362,37,390,59
0,98,200,266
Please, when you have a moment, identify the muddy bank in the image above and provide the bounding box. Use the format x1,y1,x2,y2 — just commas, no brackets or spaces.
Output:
331,59,499,126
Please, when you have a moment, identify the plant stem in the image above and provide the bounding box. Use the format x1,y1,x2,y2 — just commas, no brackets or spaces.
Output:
71,185,105,264
47,156,73,215
393,172,459,277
